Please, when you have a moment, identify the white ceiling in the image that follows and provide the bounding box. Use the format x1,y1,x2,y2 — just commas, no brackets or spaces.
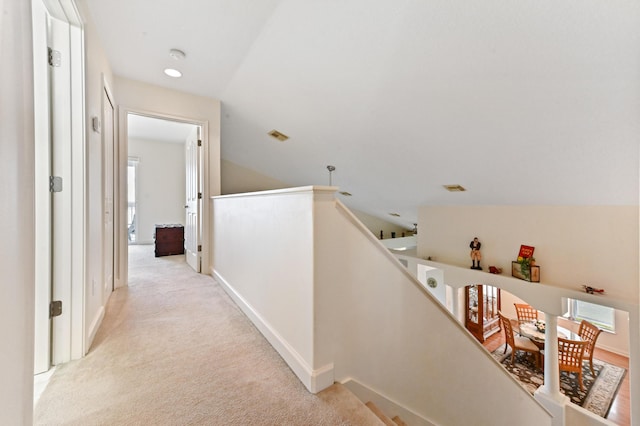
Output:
85,0,640,228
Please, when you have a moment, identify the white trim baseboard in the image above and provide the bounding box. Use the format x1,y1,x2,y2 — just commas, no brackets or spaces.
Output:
212,269,334,393
85,306,105,354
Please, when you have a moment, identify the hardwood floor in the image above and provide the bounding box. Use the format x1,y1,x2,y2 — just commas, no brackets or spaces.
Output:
482,331,630,425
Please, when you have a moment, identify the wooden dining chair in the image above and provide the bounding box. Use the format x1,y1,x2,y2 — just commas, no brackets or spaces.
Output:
578,320,602,375
498,311,541,367
558,338,588,391
514,303,538,325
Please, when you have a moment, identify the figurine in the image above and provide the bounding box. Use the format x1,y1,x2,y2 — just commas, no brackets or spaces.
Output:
469,237,482,270
582,285,605,294
488,266,502,274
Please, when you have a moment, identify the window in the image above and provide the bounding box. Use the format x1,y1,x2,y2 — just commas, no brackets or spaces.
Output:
566,299,615,332
127,158,139,243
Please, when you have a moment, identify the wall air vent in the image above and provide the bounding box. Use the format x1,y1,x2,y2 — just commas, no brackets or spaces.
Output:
443,184,466,192
339,191,352,196
268,130,289,142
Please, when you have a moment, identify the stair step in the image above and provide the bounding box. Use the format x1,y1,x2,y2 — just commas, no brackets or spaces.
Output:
392,415,408,426
365,401,397,426
316,384,386,425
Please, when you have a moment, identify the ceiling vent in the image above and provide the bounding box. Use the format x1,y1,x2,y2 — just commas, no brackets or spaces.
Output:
443,184,466,192
268,130,289,142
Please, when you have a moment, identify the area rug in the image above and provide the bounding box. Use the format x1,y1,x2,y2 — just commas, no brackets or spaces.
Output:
491,346,626,418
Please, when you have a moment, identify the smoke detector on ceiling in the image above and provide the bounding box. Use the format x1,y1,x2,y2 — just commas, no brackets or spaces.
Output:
169,49,186,60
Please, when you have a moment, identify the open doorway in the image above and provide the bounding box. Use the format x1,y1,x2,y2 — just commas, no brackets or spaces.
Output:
126,113,202,272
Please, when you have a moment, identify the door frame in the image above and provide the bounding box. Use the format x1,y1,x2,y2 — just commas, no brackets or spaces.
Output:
102,82,116,302
118,108,208,286
33,0,86,371
32,0,53,375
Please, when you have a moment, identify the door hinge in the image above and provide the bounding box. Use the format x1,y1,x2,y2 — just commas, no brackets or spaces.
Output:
197,139,202,147
49,300,62,318
48,47,61,67
50,176,63,192
197,192,202,199
197,244,202,252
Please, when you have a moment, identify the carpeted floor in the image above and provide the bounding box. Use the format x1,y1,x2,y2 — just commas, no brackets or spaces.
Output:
492,346,626,418
34,245,384,425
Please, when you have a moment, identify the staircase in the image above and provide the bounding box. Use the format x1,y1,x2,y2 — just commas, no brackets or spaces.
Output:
317,383,408,425
366,401,407,425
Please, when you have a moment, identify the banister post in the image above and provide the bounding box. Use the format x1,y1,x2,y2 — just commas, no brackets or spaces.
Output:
534,313,568,426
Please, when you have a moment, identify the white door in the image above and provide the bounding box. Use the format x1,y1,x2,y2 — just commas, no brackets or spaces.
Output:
34,0,82,371
103,89,115,299
185,127,201,272
32,0,85,369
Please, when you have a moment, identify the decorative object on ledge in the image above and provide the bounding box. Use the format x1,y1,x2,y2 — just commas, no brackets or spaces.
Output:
512,244,539,282
427,277,438,288
469,237,482,270
511,261,540,282
488,266,503,274
517,244,535,261
582,285,605,294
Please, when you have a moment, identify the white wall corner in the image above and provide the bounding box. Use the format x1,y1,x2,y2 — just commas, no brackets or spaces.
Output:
308,363,334,393
213,270,333,394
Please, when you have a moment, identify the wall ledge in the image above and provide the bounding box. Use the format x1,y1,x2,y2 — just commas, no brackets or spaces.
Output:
212,185,337,200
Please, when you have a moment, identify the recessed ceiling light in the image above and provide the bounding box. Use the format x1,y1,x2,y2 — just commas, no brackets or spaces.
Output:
268,130,289,141
164,68,182,78
443,184,466,192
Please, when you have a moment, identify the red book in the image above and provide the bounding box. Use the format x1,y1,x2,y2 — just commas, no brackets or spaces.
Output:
518,245,535,259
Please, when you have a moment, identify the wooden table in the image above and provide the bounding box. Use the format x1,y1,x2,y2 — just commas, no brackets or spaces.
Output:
519,321,581,348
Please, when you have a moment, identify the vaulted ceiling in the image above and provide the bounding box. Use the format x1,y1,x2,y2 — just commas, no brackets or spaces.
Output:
84,0,640,229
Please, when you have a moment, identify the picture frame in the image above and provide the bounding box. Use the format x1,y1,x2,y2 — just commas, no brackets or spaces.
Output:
511,261,540,283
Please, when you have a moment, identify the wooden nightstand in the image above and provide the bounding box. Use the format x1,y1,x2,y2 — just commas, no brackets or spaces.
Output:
154,224,184,257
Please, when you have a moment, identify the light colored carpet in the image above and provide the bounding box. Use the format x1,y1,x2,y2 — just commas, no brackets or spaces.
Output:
34,245,383,425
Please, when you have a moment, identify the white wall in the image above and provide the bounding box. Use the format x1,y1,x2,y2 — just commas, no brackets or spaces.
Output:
314,200,550,426
77,0,116,352
212,188,316,389
0,0,35,423
221,159,289,194
129,138,186,244
417,205,639,301
212,187,552,426
115,77,221,276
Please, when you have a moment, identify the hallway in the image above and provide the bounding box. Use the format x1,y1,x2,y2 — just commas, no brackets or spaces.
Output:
33,245,373,425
